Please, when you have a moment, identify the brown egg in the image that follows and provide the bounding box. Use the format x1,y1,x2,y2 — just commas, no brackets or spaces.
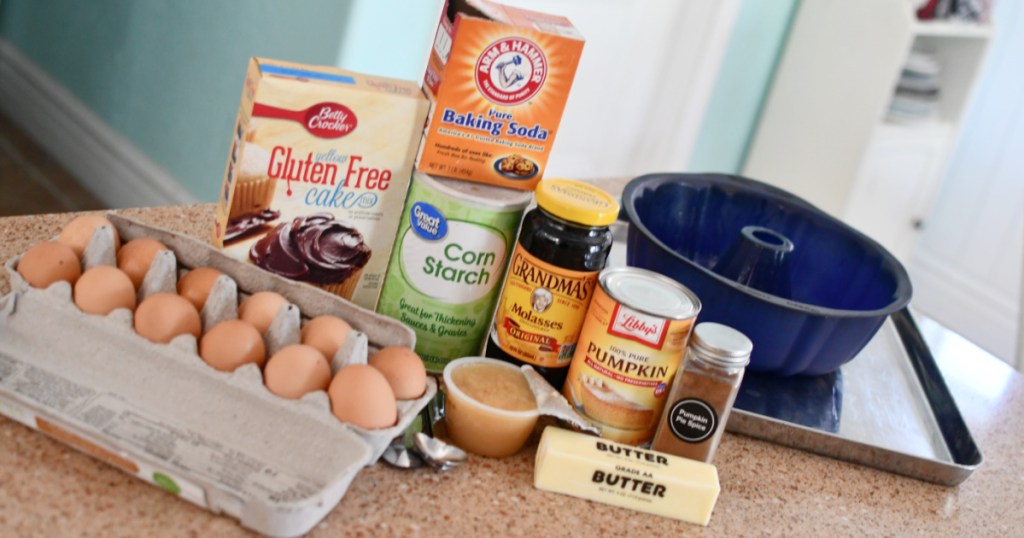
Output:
73,266,136,315
117,237,168,290
58,214,120,257
368,346,427,400
200,320,266,372
239,291,288,334
263,344,331,399
17,241,82,289
328,364,398,429
301,316,353,361
177,267,224,311
135,293,201,344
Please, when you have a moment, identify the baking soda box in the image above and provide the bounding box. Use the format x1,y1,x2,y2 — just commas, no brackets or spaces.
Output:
213,58,428,310
417,0,584,190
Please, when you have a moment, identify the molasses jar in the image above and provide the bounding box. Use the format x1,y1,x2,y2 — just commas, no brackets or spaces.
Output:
486,179,618,390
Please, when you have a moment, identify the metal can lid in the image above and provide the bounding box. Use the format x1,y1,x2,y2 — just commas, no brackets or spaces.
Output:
690,322,752,367
535,179,619,227
416,171,534,210
600,267,701,320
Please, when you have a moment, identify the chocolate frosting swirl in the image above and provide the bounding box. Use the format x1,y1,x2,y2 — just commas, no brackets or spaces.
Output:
225,209,280,243
249,213,370,284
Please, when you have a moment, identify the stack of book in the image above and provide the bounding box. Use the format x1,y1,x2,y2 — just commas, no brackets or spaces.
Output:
887,51,942,124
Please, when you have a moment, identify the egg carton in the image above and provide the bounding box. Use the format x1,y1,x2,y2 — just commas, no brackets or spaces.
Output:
0,213,436,538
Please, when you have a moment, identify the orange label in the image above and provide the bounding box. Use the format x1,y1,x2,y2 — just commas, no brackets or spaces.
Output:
492,245,598,366
36,417,140,474
562,283,695,446
417,11,584,190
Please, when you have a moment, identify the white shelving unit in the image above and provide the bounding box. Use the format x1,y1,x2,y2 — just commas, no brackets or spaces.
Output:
743,0,992,264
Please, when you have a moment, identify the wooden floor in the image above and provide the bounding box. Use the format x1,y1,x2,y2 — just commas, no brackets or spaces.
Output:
0,111,104,217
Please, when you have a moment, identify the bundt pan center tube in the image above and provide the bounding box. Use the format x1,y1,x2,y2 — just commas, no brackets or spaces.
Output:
620,173,912,376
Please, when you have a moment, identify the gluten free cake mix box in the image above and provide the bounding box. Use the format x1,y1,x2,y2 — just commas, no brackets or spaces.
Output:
213,58,428,310
417,0,584,190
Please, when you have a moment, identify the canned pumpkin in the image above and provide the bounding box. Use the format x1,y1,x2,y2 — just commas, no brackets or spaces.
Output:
563,267,701,446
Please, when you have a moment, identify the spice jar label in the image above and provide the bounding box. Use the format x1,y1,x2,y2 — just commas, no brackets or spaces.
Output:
651,322,751,462
665,398,719,443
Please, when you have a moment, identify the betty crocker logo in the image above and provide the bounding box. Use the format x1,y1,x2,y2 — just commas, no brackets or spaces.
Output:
475,37,547,106
252,102,357,139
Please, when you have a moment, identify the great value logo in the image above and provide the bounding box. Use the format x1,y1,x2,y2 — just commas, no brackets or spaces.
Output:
475,37,547,106
411,202,448,240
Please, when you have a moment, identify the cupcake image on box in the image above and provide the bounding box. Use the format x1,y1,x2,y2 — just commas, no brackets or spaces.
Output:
229,144,276,220
250,213,370,301
212,58,428,310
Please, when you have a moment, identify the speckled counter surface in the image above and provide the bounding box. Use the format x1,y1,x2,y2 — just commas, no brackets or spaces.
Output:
2,205,1023,537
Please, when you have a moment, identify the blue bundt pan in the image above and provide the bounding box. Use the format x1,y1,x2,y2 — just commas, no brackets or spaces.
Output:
621,173,912,376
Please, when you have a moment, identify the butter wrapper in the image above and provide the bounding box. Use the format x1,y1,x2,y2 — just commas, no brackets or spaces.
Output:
534,426,720,526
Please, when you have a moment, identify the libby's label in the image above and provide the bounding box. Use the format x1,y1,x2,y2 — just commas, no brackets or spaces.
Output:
563,281,696,446
609,305,670,349
492,245,598,367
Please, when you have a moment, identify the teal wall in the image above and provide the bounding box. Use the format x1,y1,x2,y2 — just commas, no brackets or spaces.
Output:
0,0,442,202
0,0,792,198
335,0,445,80
688,0,800,174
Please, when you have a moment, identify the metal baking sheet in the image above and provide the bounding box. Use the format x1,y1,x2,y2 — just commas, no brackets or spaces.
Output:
726,309,983,486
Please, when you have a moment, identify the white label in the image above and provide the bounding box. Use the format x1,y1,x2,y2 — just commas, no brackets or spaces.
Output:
0,352,322,503
433,25,453,64
400,220,507,303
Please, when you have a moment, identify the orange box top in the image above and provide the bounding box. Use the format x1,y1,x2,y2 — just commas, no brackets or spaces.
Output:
417,0,585,191
462,0,582,37
252,58,423,98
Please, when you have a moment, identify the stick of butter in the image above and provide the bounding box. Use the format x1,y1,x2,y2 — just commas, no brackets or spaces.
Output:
534,426,720,526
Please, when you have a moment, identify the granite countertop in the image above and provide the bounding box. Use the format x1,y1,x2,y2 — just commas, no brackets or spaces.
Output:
2,205,1023,537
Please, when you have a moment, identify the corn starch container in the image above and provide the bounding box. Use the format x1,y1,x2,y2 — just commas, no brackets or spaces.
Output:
377,172,532,373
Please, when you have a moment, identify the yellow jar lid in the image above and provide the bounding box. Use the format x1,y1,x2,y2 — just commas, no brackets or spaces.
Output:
535,179,620,227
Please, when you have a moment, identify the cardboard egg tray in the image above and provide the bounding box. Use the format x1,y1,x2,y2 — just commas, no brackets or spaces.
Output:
0,214,436,538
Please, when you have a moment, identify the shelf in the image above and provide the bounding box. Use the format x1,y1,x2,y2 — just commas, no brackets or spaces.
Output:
877,120,954,140
912,21,993,39
744,0,992,226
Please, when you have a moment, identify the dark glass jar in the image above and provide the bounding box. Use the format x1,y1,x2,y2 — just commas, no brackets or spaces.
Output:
486,179,618,389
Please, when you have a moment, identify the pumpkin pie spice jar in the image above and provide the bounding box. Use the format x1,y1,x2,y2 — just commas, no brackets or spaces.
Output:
651,322,752,462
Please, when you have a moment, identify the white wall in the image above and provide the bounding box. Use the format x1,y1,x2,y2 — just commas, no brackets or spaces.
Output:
497,0,739,180
911,0,1024,366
